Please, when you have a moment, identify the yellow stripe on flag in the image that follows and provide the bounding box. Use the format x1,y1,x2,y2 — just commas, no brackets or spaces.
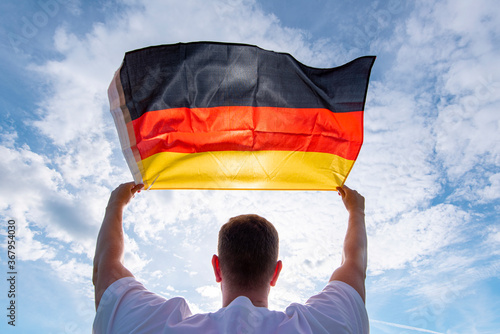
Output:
140,151,355,190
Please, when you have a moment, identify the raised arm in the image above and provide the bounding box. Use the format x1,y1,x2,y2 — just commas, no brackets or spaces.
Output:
330,185,367,302
93,182,143,310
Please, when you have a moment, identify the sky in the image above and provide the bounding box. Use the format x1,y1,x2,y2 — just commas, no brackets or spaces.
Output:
0,0,499,333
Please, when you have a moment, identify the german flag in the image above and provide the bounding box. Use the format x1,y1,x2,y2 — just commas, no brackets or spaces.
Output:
109,42,375,190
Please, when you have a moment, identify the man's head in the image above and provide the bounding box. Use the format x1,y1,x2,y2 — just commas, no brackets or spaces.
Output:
214,214,280,291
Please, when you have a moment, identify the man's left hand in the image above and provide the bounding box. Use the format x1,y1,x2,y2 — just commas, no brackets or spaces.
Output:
107,182,144,210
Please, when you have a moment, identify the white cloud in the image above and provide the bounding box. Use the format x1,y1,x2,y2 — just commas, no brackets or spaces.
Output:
0,141,61,257
477,173,500,202
382,0,500,194
351,81,441,223
369,204,469,272
196,284,220,299
48,257,93,285
485,225,500,249
122,232,151,274
0,133,125,296
53,133,115,187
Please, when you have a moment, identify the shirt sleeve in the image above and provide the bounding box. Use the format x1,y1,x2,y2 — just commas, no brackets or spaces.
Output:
93,277,192,334
285,280,369,334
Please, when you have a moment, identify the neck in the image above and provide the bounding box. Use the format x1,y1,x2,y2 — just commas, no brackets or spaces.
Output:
222,283,270,308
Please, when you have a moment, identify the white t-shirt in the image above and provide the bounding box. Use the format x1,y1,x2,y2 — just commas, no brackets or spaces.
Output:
93,277,368,334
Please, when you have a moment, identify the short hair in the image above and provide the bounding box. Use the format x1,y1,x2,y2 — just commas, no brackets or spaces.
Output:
217,214,279,290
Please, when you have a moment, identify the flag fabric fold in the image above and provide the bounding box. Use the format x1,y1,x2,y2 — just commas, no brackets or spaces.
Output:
109,42,375,190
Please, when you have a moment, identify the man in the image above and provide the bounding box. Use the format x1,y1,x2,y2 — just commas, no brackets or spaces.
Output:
93,182,368,333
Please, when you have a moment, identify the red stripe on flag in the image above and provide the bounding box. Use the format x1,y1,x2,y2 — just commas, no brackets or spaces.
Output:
131,106,363,161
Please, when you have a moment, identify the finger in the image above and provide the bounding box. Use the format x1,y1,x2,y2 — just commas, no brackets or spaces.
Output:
131,183,144,194
116,182,135,192
336,186,346,197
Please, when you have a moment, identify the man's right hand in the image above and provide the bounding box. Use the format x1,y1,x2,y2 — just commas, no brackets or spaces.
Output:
337,185,365,215
330,184,367,303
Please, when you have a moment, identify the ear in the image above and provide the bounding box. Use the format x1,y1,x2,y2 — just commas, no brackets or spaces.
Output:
212,254,222,283
270,260,282,287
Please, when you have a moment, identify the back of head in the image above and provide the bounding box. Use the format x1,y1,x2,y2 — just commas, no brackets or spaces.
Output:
218,214,279,290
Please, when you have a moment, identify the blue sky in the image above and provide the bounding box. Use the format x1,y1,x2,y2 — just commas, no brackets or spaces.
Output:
0,0,499,333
